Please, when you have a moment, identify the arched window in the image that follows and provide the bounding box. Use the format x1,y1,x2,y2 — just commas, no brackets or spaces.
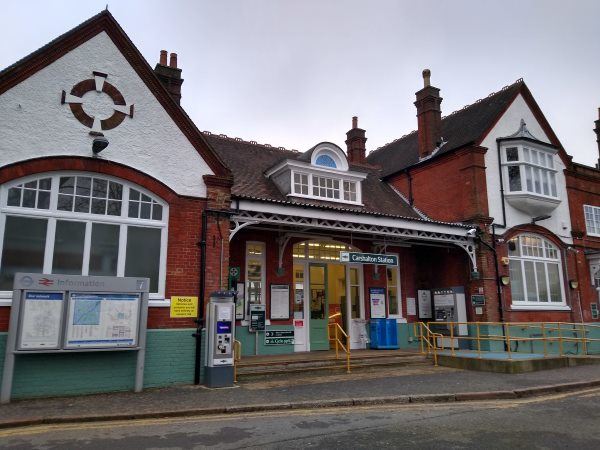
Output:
507,234,565,306
0,172,168,297
315,154,337,169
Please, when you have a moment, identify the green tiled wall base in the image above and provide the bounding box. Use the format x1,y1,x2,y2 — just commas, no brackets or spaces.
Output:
0,328,196,399
235,325,295,356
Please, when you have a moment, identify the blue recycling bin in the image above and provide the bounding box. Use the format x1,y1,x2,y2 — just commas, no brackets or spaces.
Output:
370,318,399,349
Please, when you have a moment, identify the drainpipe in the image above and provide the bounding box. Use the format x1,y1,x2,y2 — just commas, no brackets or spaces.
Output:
194,208,233,385
193,211,208,385
495,140,508,229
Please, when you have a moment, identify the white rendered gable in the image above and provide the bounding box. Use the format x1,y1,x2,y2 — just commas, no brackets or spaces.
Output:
0,31,213,197
482,93,572,243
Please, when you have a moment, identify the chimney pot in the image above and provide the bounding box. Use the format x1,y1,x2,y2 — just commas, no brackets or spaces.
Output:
159,50,168,66
169,53,178,68
352,116,358,129
423,69,431,87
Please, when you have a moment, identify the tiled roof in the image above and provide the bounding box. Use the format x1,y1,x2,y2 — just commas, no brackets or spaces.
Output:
204,133,427,221
367,79,525,177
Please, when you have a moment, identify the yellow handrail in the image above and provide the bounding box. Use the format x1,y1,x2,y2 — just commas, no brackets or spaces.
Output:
327,322,351,373
416,321,443,366
416,321,600,360
233,339,242,383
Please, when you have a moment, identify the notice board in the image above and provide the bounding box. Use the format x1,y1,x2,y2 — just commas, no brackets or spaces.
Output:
65,293,141,348
270,284,290,320
18,291,65,350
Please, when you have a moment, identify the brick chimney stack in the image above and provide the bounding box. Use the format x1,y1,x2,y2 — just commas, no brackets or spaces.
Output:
154,50,184,104
414,69,443,158
345,116,367,165
595,108,600,169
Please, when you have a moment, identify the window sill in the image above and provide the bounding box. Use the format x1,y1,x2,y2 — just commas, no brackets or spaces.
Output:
510,304,571,311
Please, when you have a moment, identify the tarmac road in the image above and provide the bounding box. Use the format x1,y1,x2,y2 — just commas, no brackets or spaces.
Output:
1,387,600,449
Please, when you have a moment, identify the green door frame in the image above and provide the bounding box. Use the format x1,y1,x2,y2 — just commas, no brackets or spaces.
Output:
309,263,329,350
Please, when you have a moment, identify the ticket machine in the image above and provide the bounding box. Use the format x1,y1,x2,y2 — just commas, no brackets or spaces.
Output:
204,291,236,388
432,287,468,349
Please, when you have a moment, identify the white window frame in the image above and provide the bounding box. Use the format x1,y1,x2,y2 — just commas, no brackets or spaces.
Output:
245,240,266,307
502,144,559,200
289,169,363,205
385,255,403,320
0,172,169,304
508,234,569,310
584,205,600,237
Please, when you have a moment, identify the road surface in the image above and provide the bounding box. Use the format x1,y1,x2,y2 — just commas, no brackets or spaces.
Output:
1,387,599,449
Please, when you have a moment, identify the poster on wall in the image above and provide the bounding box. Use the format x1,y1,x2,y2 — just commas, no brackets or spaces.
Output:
270,284,290,320
18,291,65,350
406,297,417,316
235,282,245,320
417,290,432,319
65,292,140,348
369,287,386,319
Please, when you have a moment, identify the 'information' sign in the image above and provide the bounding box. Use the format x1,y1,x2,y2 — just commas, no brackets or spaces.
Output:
339,252,398,266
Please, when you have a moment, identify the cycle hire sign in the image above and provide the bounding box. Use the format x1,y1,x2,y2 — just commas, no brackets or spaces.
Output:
339,252,398,266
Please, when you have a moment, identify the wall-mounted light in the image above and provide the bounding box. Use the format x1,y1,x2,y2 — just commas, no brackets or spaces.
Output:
92,136,109,154
569,280,579,289
501,276,510,286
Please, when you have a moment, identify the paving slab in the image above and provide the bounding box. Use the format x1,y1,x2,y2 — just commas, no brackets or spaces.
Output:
0,363,599,428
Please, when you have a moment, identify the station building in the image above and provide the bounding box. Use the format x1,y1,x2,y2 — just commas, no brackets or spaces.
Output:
0,11,599,398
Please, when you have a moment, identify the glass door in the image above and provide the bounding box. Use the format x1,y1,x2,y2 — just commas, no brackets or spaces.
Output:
309,264,329,350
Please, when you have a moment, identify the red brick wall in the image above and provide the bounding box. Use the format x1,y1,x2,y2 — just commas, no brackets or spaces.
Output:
565,166,600,322
0,157,228,331
388,146,490,223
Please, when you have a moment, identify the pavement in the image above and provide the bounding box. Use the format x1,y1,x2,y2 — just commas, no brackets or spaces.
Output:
1,363,600,429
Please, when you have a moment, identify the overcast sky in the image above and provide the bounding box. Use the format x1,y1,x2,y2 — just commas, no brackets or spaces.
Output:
2,0,599,165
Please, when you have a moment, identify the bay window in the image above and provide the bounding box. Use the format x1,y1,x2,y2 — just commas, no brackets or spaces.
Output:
503,146,558,198
0,173,168,297
508,234,566,308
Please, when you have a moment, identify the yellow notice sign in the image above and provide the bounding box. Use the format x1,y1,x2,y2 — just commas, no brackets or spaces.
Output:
170,296,199,318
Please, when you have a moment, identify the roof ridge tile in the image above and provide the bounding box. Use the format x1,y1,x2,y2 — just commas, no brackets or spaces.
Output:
203,130,300,153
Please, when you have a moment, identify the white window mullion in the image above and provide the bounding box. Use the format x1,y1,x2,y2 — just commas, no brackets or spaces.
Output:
43,217,56,274
81,221,92,276
117,224,128,277
157,225,168,298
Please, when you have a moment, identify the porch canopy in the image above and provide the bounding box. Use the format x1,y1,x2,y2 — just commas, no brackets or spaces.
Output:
230,198,478,272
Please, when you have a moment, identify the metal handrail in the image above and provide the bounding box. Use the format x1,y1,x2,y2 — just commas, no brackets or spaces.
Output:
233,339,242,382
422,321,600,359
327,322,351,373
416,322,443,366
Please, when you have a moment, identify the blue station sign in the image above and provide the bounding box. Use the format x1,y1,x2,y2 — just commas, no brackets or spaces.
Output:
339,252,398,266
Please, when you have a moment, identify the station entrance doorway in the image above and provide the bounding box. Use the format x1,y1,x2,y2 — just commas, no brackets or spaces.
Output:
292,241,365,352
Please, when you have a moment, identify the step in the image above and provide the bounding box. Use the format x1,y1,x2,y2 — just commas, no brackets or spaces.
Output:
237,350,421,369
236,355,430,379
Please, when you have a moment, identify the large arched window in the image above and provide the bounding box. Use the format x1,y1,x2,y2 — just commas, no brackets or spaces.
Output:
507,234,565,307
0,172,168,298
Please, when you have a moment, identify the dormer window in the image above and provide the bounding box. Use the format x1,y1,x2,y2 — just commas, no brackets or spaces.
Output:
266,142,366,206
499,120,561,216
